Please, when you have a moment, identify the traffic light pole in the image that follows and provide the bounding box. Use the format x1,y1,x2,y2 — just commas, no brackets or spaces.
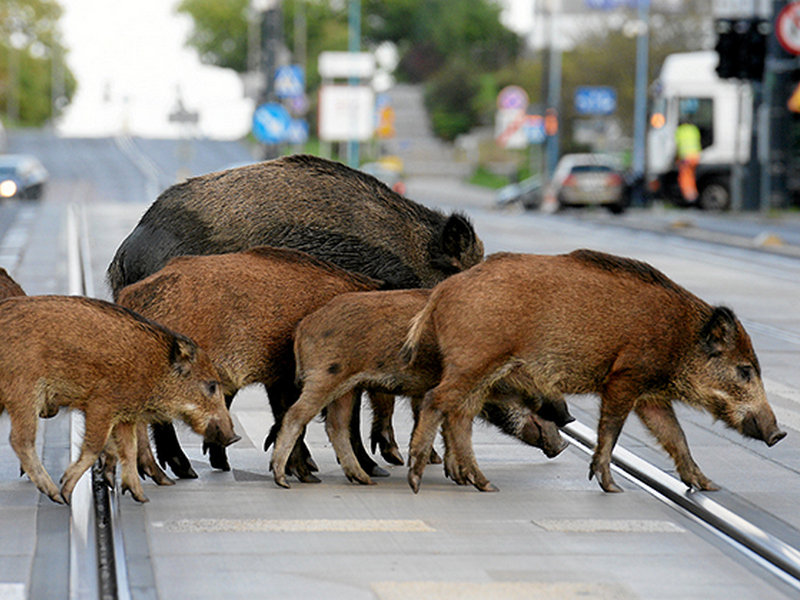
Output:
760,0,794,211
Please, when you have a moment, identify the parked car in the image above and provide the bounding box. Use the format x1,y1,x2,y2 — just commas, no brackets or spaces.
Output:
550,154,627,214
0,154,48,200
495,175,544,210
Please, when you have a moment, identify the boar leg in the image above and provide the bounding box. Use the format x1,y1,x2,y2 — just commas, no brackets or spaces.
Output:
136,422,174,486
111,422,149,503
328,391,375,485
8,407,63,504
635,402,719,491
152,422,198,479
590,385,636,493
60,415,114,504
369,392,405,466
440,412,498,492
266,377,320,484
270,382,330,488
349,392,388,478
410,396,443,464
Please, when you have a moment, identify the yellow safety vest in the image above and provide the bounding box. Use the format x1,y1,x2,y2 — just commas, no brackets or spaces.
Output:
675,123,702,159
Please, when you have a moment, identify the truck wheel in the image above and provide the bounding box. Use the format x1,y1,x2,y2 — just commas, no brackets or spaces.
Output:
698,179,730,212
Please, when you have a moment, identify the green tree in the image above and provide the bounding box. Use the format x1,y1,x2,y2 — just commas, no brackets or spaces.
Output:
177,0,521,141
0,0,75,127
175,0,250,72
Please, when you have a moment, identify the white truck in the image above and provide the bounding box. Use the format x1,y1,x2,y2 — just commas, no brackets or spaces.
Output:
647,51,753,211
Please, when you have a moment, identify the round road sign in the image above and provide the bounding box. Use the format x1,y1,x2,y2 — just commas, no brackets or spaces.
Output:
776,2,800,55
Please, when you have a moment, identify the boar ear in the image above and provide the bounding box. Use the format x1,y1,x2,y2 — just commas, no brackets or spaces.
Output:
701,306,737,357
170,336,198,375
440,213,477,266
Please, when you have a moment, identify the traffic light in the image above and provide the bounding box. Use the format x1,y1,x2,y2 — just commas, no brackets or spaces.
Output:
715,19,737,79
715,18,769,81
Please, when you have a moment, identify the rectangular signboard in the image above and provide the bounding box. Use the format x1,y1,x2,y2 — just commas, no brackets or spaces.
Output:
318,85,375,141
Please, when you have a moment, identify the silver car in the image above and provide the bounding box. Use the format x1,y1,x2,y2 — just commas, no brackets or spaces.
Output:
0,154,48,200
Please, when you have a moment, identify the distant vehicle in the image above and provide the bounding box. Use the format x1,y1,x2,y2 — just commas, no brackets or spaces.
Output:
550,154,627,214
495,175,544,210
360,160,407,195
0,154,48,200
647,51,751,211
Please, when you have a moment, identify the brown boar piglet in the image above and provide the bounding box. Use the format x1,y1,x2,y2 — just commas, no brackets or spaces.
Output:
0,296,238,504
271,289,571,488
116,246,383,485
402,250,786,493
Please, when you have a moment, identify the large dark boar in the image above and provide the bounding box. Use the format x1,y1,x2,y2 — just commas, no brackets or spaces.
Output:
106,154,484,299
0,296,238,504
402,250,786,493
0,268,25,299
116,246,382,483
271,289,571,488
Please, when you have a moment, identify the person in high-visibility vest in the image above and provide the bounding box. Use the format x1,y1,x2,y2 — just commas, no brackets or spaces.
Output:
675,116,702,202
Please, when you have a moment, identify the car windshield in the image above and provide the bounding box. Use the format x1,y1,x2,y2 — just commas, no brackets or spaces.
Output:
571,165,613,174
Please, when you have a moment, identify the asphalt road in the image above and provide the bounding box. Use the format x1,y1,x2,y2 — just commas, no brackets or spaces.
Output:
3,132,800,600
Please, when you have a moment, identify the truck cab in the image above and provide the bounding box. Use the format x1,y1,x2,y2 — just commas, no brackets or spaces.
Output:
647,51,752,211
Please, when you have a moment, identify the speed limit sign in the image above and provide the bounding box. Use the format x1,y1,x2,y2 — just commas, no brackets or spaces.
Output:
777,1,800,55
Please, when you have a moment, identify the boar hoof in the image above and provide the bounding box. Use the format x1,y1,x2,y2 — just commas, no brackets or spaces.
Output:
365,464,390,478
408,471,421,494
589,465,623,493
204,442,231,471
381,446,405,466
429,448,443,465
295,472,321,484
476,481,499,493
273,474,291,489
162,456,198,480
123,485,149,503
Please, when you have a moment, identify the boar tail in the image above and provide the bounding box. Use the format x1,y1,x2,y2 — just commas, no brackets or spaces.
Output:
400,301,435,366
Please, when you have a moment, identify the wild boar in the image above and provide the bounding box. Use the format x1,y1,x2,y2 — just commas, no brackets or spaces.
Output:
402,250,786,493
115,246,383,484
0,295,238,504
270,289,571,488
0,268,25,300
106,154,484,299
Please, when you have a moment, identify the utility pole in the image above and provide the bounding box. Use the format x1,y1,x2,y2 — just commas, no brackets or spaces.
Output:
347,0,362,168
631,0,650,205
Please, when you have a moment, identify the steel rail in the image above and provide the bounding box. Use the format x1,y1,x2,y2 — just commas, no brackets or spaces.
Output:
67,204,129,600
562,420,800,592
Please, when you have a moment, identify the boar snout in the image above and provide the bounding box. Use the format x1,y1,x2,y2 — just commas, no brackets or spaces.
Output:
520,415,569,458
204,418,241,448
741,412,786,447
536,398,575,428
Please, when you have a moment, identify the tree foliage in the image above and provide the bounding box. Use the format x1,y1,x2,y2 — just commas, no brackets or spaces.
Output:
0,0,76,127
177,0,521,141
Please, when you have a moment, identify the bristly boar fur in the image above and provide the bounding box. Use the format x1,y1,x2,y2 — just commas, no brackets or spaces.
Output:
402,249,785,493
0,268,25,300
0,295,238,504
116,246,383,484
270,289,570,488
106,154,484,299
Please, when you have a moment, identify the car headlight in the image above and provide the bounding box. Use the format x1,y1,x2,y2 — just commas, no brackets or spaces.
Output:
0,179,18,198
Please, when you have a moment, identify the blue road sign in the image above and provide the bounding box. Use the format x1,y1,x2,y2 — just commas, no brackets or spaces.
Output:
286,119,309,145
525,116,546,145
574,86,617,116
252,103,292,144
275,65,305,99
